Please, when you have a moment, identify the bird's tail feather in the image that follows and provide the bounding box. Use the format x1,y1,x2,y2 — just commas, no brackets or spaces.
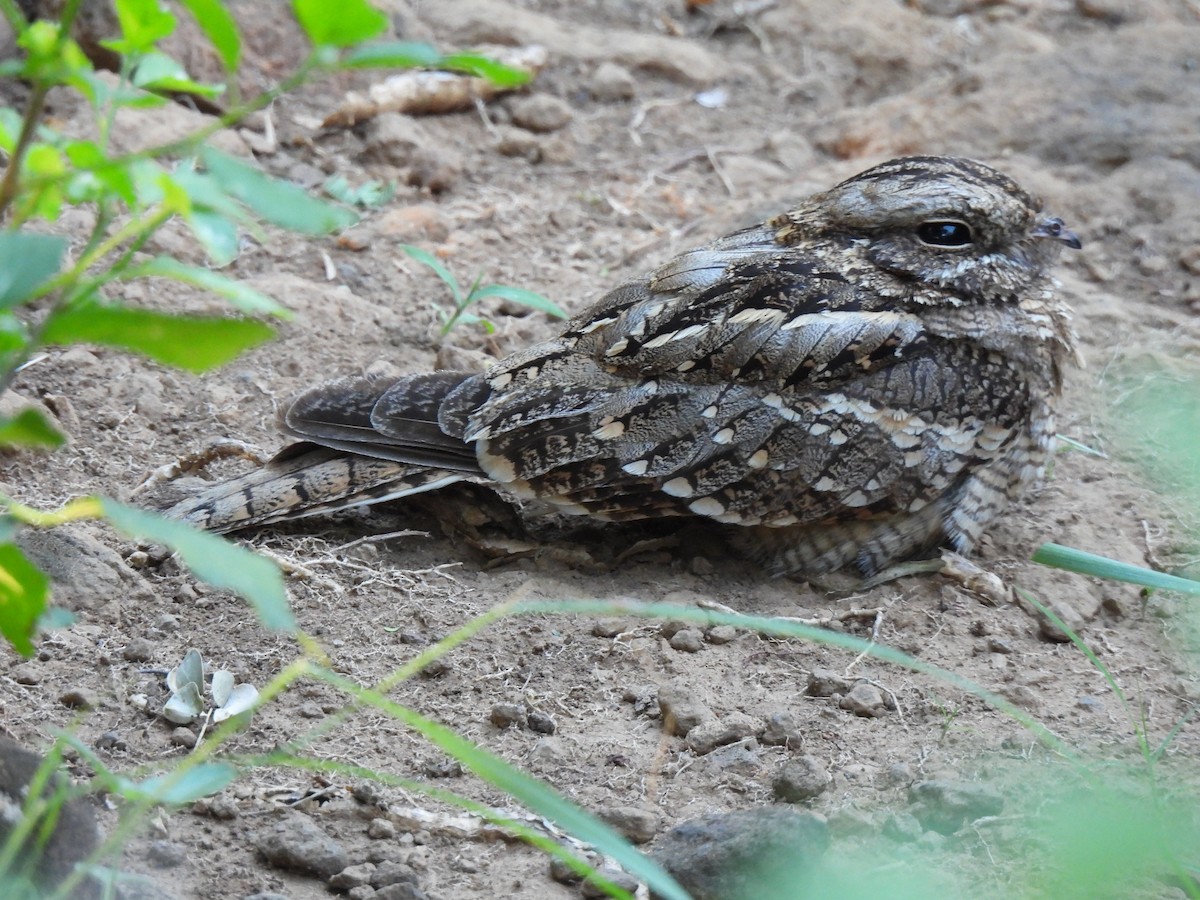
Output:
162,444,470,534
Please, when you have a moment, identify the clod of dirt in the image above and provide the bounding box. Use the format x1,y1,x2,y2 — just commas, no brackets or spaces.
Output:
588,62,636,102
598,805,661,844
330,861,376,891
508,93,573,133
650,807,830,900
805,668,856,698
908,779,1005,835
494,125,543,162
0,737,101,899
706,625,738,644
760,711,801,748
668,628,704,653
685,713,758,755
656,683,714,737
145,839,187,868
370,860,421,890
253,811,349,880
489,701,526,729
839,683,888,718
772,756,832,803
526,709,556,734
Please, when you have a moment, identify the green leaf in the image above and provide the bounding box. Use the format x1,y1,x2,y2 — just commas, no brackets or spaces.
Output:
440,52,532,87
124,761,238,805
177,0,241,72
340,40,440,70
0,408,65,449
399,244,461,304
131,51,224,98
0,107,23,152
471,284,567,319
1032,543,1200,595
100,499,295,632
0,232,66,309
0,543,49,657
42,302,274,372
200,147,358,235
0,311,27,353
110,0,177,54
292,0,387,47
185,209,240,266
127,257,291,318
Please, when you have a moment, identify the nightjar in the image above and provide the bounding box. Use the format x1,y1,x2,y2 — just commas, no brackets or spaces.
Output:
164,156,1081,577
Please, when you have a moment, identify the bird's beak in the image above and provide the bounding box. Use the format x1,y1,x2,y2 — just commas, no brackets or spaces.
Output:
1033,216,1082,250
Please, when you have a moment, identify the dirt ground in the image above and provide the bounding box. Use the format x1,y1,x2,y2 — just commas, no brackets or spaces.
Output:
4,1,1200,898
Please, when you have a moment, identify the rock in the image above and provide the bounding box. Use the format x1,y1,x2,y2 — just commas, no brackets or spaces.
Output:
685,712,758,755
839,683,888,718
589,62,636,101
374,884,428,900
805,668,855,698
651,808,829,900
669,628,705,653
527,710,556,734
581,867,640,898
494,124,542,161
145,840,187,868
908,780,1004,835
702,739,763,775
11,665,40,685
169,727,198,749
330,862,376,890
18,526,153,612
376,204,449,241
371,860,420,889
59,688,98,710
599,806,660,844
549,849,594,883
0,737,101,899
122,637,155,662
706,625,738,645
509,93,573,133
657,683,713,736
591,618,628,638
368,818,397,839
489,702,526,729
254,812,349,880
882,810,924,843
760,711,802,748
773,756,832,803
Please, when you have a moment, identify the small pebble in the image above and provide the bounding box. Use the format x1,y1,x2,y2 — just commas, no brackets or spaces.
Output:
59,688,97,710
527,710,556,734
489,702,526,729
806,668,855,698
685,713,758,755
330,861,376,891
657,684,712,737
146,840,187,868
589,62,636,101
760,711,801,747
509,93,573,133
581,867,640,899
599,806,660,844
123,638,155,662
370,860,419,889
669,629,704,653
839,683,888,718
170,727,198,749
706,625,738,644
773,756,832,802
368,818,398,839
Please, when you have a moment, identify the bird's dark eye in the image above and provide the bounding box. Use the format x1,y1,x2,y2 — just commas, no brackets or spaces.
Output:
917,220,973,248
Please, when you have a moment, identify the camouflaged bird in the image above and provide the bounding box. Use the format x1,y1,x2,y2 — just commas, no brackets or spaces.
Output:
164,156,1081,577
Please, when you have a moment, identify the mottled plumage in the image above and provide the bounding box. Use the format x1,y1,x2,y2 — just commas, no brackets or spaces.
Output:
164,156,1081,576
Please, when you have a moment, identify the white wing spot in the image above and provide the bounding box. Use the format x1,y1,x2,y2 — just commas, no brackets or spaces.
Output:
489,372,513,389
688,497,726,517
663,477,694,497
605,338,630,357
748,449,769,468
713,428,735,445
592,420,626,440
622,459,649,476
701,405,719,418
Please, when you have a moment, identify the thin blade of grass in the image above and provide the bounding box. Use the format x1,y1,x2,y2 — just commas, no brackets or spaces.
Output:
1033,543,1200,595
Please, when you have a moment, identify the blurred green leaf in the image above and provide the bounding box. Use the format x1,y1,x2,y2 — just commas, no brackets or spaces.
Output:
471,284,567,319
131,51,224,98
0,107,23,152
42,302,274,372
0,232,66,309
322,175,395,209
201,147,358,234
178,0,242,72
184,208,240,265
108,0,177,54
1033,543,1200,595
341,40,441,70
127,257,290,318
122,761,238,805
99,500,294,632
0,408,65,449
292,0,387,48
0,543,49,657
440,52,531,87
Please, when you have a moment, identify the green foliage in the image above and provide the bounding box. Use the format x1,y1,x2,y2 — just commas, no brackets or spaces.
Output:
400,243,567,335
0,542,48,656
